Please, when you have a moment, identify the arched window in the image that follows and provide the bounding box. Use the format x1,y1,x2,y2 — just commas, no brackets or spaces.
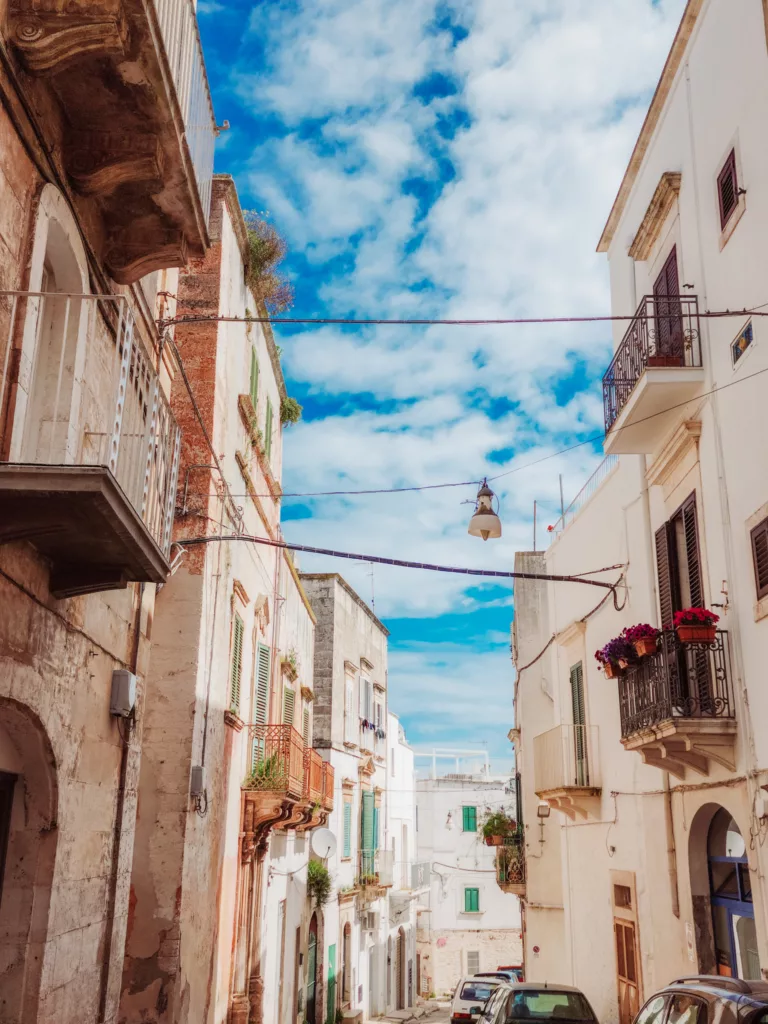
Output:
708,809,759,979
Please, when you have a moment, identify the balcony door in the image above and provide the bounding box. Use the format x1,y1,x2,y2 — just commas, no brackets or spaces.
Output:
653,247,684,364
570,662,588,786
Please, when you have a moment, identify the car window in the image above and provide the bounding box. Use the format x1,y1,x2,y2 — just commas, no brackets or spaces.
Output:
503,991,594,1021
668,995,707,1024
484,988,510,1022
635,996,669,1024
461,982,500,1002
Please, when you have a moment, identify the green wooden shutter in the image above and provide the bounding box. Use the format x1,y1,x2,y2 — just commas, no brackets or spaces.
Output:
362,791,375,851
249,348,259,408
282,686,296,726
570,663,585,727
570,663,587,786
343,802,352,858
265,398,273,458
303,706,311,746
464,887,479,913
230,613,244,713
462,806,477,832
327,943,337,1022
373,806,379,851
255,643,270,725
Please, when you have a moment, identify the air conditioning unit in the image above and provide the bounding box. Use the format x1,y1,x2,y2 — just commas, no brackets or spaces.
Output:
362,911,378,932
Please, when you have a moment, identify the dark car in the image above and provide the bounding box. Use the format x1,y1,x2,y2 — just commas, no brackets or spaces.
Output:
634,976,768,1024
481,982,599,1024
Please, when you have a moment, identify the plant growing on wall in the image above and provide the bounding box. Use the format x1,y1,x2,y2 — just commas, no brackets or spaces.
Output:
281,396,303,425
243,752,284,790
243,211,294,313
307,859,332,906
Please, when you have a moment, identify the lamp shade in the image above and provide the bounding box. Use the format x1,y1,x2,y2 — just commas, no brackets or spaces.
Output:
468,479,502,541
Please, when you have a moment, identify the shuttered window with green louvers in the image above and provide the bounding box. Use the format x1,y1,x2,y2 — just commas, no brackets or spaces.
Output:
462,806,477,832
255,643,270,725
282,686,296,727
249,349,259,409
230,613,244,714
464,887,480,913
343,801,352,858
303,706,311,746
361,790,375,852
265,398,274,459
570,662,588,786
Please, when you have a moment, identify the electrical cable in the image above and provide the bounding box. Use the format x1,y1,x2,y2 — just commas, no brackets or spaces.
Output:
177,533,627,600
176,362,768,502
159,308,768,329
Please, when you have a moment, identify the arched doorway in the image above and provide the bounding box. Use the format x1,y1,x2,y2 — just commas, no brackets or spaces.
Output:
307,913,318,1024
707,809,759,979
396,928,406,1010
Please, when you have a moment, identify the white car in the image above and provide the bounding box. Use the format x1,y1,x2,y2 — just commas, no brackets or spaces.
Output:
451,976,503,1024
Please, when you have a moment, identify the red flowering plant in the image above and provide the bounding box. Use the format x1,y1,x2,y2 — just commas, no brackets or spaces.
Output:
673,608,719,627
622,624,660,643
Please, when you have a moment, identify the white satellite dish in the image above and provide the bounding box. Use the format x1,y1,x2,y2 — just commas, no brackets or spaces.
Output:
311,828,337,860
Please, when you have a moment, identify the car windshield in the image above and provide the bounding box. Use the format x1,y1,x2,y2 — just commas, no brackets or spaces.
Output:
505,991,594,1021
461,982,500,1002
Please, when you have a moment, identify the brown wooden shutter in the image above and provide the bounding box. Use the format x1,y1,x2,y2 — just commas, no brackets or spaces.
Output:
718,150,738,228
655,524,675,628
654,247,682,360
751,518,768,599
681,494,703,608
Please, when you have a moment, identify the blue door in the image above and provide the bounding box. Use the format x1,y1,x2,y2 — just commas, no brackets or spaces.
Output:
708,809,760,979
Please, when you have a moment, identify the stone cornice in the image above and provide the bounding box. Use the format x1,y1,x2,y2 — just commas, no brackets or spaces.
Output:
628,173,681,261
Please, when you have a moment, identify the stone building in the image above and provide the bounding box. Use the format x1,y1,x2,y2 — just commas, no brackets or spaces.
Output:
119,177,333,1024
513,0,768,1018
0,2,215,1021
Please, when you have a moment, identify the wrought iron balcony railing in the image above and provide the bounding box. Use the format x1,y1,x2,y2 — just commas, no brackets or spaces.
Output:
321,761,334,812
496,833,525,890
602,295,702,433
618,630,734,739
245,725,305,800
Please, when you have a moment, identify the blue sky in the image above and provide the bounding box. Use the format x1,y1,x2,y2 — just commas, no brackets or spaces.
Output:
197,0,686,769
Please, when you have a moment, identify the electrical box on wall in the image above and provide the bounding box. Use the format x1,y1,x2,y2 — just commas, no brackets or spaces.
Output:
110,670,136,718
190,766,206,798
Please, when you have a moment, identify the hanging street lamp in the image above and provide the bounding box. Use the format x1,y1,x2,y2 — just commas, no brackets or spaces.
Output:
468,479,502,541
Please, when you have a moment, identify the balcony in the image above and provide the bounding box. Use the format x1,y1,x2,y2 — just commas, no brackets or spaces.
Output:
6,0,216,282
618,630,736,778
241,725,306,851
357,849,394,897
496,834,526,897
533,724,601,820
0,292,179,597
602,296,704,455
321,761,334,813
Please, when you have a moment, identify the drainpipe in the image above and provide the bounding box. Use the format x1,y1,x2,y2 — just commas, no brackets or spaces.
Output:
663,773,680,919
99,581,145,1022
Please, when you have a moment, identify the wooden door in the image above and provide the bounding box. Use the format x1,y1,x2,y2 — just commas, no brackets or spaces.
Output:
0,773,15,908
307,913,318,1024
615,919,640,1024
653,247,684,363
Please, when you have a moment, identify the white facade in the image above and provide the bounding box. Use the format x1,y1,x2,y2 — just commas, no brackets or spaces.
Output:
415,772,523,998
514,2,768,1021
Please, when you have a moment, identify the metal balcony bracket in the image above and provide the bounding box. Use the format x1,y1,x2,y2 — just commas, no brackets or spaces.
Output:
537,787,602,821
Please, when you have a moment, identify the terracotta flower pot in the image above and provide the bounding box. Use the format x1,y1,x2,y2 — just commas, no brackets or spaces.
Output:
618,658,630,670
676,624,717,644
633,637,658,657
603,662,618,679
485,835,504,847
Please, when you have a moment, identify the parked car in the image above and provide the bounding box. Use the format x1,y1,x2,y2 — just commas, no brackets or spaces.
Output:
476,970,524,984
451,976,504,1024
634,975,768,1024
498,965,526,983
481,982,599,1024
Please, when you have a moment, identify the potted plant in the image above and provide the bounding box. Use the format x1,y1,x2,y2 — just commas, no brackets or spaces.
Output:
595,636,635,678
674,608,719,644
623,624,661,658
307,859,332,906
481,810,517,847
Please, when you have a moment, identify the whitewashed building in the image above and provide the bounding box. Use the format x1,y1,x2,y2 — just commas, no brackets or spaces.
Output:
513,1,768,1020
415,763,523,998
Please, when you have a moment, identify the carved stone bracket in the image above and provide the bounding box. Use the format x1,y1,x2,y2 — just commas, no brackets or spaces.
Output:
241,792,295,862
105,219,188,284
66,131,164,197
9,1,128,75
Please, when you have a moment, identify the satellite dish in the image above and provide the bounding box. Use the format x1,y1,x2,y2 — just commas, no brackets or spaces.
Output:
311,828,337,860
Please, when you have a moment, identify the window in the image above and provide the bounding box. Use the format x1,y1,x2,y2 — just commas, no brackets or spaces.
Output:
652,247,683,363
634,997,667,1024
249,348,259,408
303,706,311,746
464,887,480,913
254,643,270,724
343,801,352,859
230,613,245,714
614,884,632,909
570,663,588,786
460,980,497,1001
655,492,703,627
360,677,373,720
265,397,274,459
467,951,480,974
462,806,477,832
282,686,296,726
718,150,739,229
344,677,355,744
361,790,375,851
502,992,594,1021
751,518,768,600
668,994,706,1024
732,322,754,366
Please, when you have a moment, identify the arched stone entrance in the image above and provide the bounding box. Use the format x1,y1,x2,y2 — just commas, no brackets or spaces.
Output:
688,802,760,979
0,697,58,1023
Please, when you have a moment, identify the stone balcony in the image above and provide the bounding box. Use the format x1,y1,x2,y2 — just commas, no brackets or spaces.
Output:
533,724,602,820
5,0,217,282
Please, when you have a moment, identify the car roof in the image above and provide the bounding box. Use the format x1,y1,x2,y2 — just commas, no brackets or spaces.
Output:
506,983,586,994
459,976,503,985
660,977,768,1001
